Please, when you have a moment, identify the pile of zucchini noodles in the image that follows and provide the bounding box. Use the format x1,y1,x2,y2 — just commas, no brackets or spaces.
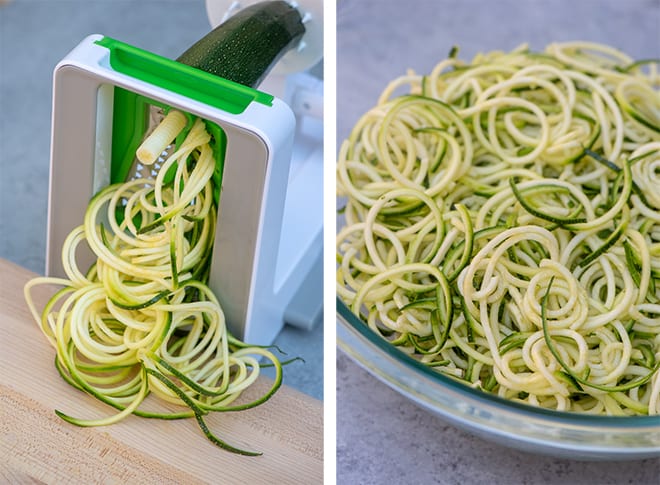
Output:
25,115,282,455
337,41,660,415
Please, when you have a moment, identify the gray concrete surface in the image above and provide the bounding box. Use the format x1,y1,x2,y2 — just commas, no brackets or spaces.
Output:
0,0,322,401
337,0,660,483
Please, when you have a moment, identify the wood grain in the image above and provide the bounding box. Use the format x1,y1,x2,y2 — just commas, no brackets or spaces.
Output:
0,259,323,484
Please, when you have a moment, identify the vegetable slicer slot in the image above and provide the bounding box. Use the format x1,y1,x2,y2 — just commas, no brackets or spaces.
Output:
93,85,228,216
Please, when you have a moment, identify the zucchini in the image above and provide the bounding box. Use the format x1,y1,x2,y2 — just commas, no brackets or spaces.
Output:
177,1,305,88
337,40,660,416
25,109,286,455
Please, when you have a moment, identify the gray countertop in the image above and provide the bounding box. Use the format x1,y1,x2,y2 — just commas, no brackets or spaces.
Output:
336,0,660,483
0,0,322,401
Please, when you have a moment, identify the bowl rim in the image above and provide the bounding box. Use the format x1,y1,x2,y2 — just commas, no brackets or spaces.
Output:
337,297,660,430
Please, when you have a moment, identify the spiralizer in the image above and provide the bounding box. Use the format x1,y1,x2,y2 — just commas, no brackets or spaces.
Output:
45,1,324,345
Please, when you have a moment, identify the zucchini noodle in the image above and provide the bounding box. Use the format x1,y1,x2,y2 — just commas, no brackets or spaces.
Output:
25,115,283,455
337,41,660,415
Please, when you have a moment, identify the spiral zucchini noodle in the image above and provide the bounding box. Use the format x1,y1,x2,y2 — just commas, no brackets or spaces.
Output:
25,114,283,455
337,41,660,415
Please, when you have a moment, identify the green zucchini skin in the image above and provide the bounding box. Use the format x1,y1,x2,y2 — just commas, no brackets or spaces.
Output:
177,1,305,88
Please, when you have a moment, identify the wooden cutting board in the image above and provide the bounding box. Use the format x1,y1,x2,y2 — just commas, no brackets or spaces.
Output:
0,259,323,484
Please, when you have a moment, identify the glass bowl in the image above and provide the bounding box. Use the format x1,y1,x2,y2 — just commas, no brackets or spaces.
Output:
337,298,660,460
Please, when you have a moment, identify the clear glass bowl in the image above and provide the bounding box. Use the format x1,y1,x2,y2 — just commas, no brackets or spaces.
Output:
337,298,660,460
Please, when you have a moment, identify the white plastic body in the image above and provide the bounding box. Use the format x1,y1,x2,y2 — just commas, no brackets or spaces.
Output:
204,0,325,331
46,34,316,345
276,70,323,329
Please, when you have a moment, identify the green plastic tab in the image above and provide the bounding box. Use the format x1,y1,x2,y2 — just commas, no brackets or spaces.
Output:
95,36,273,114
